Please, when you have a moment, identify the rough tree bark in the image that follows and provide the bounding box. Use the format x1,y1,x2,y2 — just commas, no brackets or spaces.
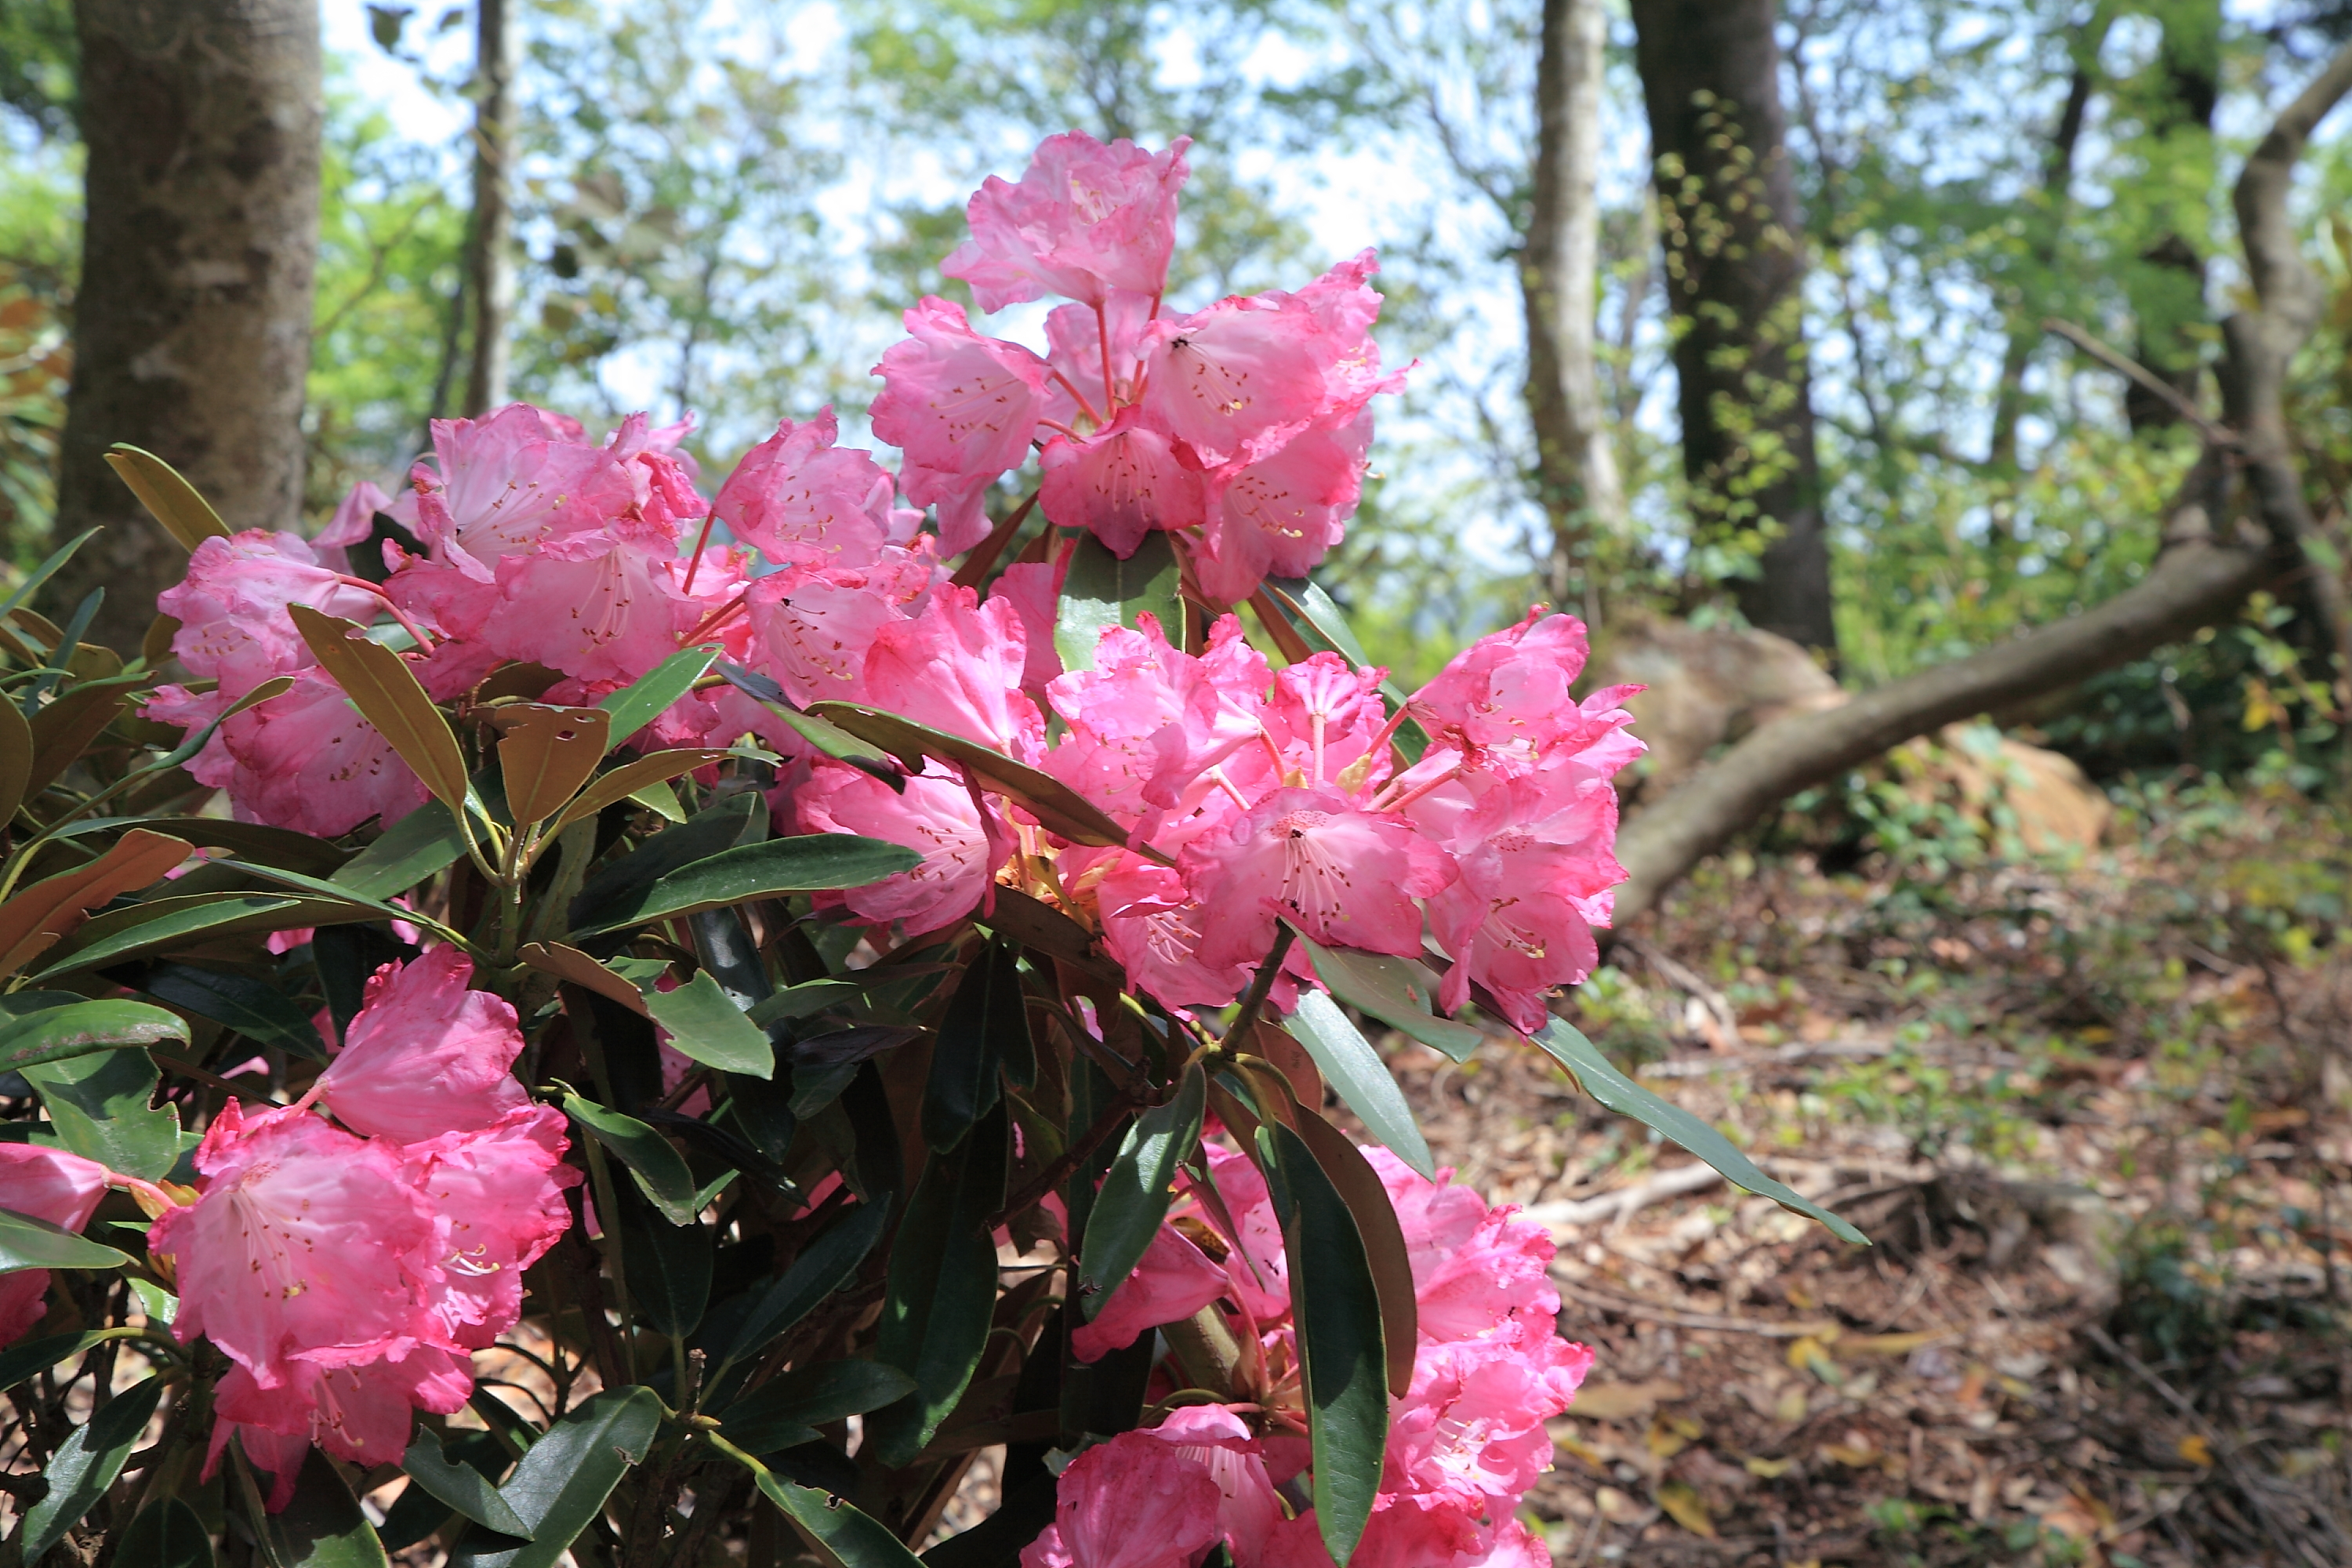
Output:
1628,0,1835,655
463,0,514,417
1608,41,2352,928
51,0,322,653
1522,0,1622,625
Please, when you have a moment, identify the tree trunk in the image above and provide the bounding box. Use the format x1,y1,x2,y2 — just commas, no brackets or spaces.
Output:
1522,0,1621,625
2124,0,2220,434
463,0,514,417
51,0,321,652
1606,39,2352,931
1628,0,1835,655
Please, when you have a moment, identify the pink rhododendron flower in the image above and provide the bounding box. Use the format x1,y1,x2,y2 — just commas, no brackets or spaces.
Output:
151,1102,448,1386
1018,1421,1227,1568
862,589,1044,759
408,403,631,579
314,478,396,574
945,132,1191,312
1039,411,1204,557
1184,785,1453,970
1092,853,1254,1012
989,556,1068,693
870,298,1053,553
1045,615,1269,826
159,530,383,697
0,1144,111,1345
1359,1148,1560,1345
713,408,905,568
1071,1221,1229,1362
209,1347,470,1481
212,667,433,837
479,527,699,685
1195,419,1374,608
401,1105,579,1348
313,949,530,1146
797,764,1010,935
1386,1330,1594,1507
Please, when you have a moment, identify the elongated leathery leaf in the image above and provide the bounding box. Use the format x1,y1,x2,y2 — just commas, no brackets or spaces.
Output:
644,970,775,1078
720,1360,917,1454
20,1047,181,1181
1281,989,1435,1179
574,834,919,936
1530,1018,1869,1244
713,660,906,789
1290,926,1484,1061
715,1437,926,1568
334,800,469,901
598,644,718,742
1290,1107,1419,1394
0,997,188,1073
16,1375,164,1562
561,1094,702,1225
115,1497,216,1568
1078,1063,1206,1318
866,1106,1007,1465
1054,531,1181,672
1262,1124,1386,1566
401,1428,531,1538
922,938,1025,1151
257,1444,393,1567
138,964,324,1061
713,1200,890,1372
446,1387,659,1568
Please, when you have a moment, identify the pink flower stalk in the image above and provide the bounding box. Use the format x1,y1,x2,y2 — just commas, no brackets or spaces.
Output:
0,1144,112,1345
870,298,1054,554
944,132,1192,312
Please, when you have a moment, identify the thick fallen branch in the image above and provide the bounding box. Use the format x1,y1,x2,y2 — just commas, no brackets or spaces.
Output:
1606,39,2352,929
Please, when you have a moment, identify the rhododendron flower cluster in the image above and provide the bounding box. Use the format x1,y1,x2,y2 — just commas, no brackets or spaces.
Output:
1030,1143,1590,1568
146,950,578,1508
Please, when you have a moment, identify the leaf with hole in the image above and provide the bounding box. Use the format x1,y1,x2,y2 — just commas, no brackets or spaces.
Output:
20,1046,181,1181
644,970,775,1077
1530,1018,1868,1245
492,704,612,826
1281,990,1435,1179
0,997,189,1073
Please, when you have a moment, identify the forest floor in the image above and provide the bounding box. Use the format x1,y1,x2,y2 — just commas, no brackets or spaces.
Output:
1400,784,2352,1568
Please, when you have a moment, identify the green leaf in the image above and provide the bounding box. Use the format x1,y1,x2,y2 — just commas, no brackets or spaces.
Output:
20,1047,181,1181
290,607,473,817
1264,1124,1386,1566
114,1497,216,1568
1289,927,1484,1061
445,1387,660,1568
1290,1108,1419,1395
1261,577,1430,762
722,1442,926,1568
64,815,352,877
806,702,1149,855
568,794,765,931
1530,1018,1870,1245
713,1200,890,1370
334,800,469,901
598,645,720,742
0,998,189,1073
140,964,325,1061
16,1375,165,1561
561,1094,702,1225
257,1443,394,1568
744,978,863,1027
575,835,920,937
0,1207,134,1273
923,939,1025,1151
25,895,354,982
1281,990,1435,1179
644,970,775,1078
720,1360,917,1454
1054,532,1180,672
0,526,101,622
103,446,230,549
0,1330,112,1392
401,1427,531,1538
207,861,463,946
713,661,906,789
1078,1063,1206,1318
619,1196,712,1338
866,1108,1007,1466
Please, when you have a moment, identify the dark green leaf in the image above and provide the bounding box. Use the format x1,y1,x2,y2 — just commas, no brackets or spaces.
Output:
401,1427,530,1538
1054,532,1180,672
923,940,1025,1151
1280,990,1434,1179
378,1431,503,1551
257,1443,394,1567
334,800,468,901
140,964,325,1061
114,1497,216,1568
561,1094,702,1225
573,835,920,937
0,998,189,1073
720,1360,917,1454
745,979,863,1027
0,1330,111,1392
727,1445,926,1568
1530,1018,1870,1245
17,1375,165,1562
714,661,906,789
867,1108,1007,1466
713,1200,889,1370
25,895,356,982
445,1387,659,1568
1289,927,1485,1060
64,815,351,877
568,793,765,931
644,971,775,1078
0,1207,133,1273
1264,1124,1386,1566
599,645,719,742
1078,1064,1205,1318
1290,1109,1419,1394
806,702,1148,855
689,906,772,1006
206,861,460,945
20,1047,181,1181
619,1197,712,1338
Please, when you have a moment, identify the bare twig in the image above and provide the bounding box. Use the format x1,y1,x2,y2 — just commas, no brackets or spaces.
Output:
1550,1275,1841,1338
2042,318,2230,445
1526,1161,1725,1232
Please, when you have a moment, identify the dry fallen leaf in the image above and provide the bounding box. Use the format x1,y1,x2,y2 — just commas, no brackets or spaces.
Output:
2176,1433,2213,1468
1744,1455,1795,1479
1570,1379,1684,1421
1594,1486,1647,1523
1657,1480,1717,1537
